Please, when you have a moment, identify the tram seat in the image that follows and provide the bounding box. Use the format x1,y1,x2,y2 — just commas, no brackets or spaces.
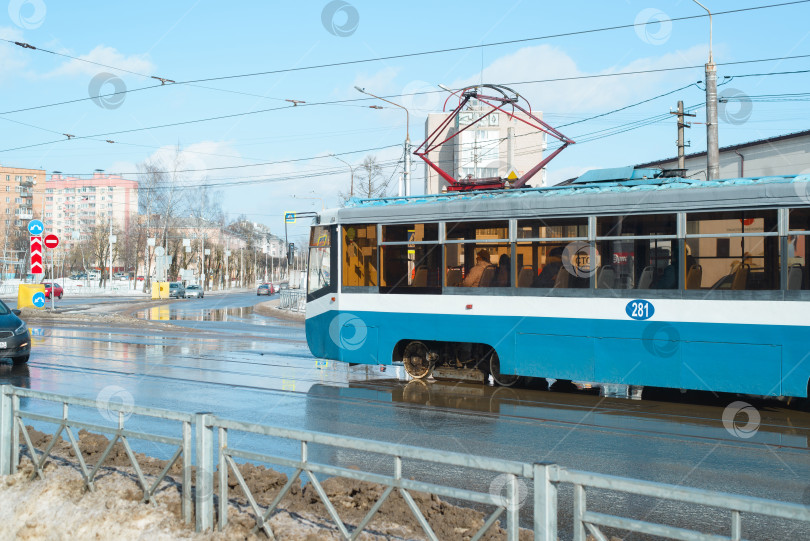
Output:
446,268,462,287
788,264,803,290
596,265,616,289
553,268,570,288
413,266,428,287
478,265,497,287
686,264,703,289
637,266,655,289
517,267,534,288
732,264,749,290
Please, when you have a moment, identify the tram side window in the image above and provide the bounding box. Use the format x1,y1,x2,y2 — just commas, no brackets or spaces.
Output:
342,224,377,287
595,214,677,290
307,225,334,298
380,223,440,293
445,221,510,287
515,217,588,288
685,210,779,290
787,208,810,290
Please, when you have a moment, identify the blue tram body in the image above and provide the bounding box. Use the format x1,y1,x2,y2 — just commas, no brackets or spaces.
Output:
305,173,810,398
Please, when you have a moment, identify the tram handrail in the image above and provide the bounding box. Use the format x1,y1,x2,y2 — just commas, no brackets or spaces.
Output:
2,384,810,539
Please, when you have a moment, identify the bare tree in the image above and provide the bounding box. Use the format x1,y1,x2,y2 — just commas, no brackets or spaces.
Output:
339,155,390,204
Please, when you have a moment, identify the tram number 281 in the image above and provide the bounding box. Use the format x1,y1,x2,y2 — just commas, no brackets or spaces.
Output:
626,300,655,321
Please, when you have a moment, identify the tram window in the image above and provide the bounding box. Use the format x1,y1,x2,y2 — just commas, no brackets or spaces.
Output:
515,242,589,288
445,220,508,241
382,223,438,242
787,209,810,289
446,243,511,287
517,217,587,239
686,210,779,290
307,225,333,298
342,224,377,287
596,239,676,289
380,244,441,293
596,214,676,237
788,208,810,231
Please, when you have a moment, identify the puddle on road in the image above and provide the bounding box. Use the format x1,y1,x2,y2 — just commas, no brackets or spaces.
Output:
135,305,259,322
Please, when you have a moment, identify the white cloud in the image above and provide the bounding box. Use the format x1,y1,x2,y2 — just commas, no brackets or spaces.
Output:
44,45,154,79
450,43,710,115
0,26,30,82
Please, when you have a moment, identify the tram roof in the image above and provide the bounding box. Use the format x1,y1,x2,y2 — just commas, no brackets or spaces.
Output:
326,174,810,224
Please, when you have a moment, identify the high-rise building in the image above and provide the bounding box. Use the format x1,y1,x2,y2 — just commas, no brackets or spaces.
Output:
34,172,139,248
423,103,547,194
0,164,42,228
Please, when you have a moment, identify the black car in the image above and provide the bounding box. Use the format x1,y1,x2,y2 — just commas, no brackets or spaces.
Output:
0,300,30,365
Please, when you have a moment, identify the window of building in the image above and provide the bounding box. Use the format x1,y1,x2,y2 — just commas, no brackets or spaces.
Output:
46,196,53,201
14,198,21,204
445,221,510,287
15,176,21,182
380,223,441,292
342,224,377,287
4,187,7,192
685,210,779,290
5,175,8,181
595,214,677,290
3,198,7,203
45,188,53,194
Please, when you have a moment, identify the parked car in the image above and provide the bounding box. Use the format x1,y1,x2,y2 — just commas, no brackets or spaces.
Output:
0,300,30,365
42,282,63,299
184,284,204,298
113,272,128,281
136,275,145,281
169,282,185,298
257,283,272,296
277,281,289,290
87,271,101,280
70,272,87,280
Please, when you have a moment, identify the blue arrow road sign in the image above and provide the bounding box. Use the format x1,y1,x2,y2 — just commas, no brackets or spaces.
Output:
27,219,44,236
32,291,46,308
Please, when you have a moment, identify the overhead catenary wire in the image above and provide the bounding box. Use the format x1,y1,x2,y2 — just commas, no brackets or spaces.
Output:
2,0,809,116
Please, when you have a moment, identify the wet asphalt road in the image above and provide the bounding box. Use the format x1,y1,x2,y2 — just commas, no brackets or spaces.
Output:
1,291,809,539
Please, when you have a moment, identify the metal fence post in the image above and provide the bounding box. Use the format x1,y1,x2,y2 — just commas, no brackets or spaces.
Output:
573,483,586,541
182,419,192,524
195,413,214,532
0,385,12,475
507,473,520,541
533,463,558,541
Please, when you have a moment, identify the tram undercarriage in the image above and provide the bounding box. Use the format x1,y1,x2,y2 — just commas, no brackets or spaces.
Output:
396,340,522,387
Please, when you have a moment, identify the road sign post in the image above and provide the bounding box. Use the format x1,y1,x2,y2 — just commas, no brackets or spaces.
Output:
44,235,59,310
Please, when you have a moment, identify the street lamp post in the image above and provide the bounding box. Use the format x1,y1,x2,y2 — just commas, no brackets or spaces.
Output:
693,0,719,180
354,86,411,196
330,154,355,198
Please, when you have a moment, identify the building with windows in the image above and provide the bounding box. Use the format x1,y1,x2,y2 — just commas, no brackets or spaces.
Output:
33,172,139,248
0,164,42,229
423,103,547,194
637,128,810,179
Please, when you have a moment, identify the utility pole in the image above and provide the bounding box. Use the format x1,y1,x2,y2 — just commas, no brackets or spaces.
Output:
694,1,719,180
670,101,695,170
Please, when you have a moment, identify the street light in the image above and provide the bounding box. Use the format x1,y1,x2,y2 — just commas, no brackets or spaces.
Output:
693,0,719,181
354,86,412,197
329,154,355,198
95,168,113,289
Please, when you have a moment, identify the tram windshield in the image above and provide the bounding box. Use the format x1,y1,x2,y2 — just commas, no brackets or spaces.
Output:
307,225,332,297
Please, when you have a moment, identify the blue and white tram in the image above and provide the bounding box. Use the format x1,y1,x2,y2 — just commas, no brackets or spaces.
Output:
305,171,810,399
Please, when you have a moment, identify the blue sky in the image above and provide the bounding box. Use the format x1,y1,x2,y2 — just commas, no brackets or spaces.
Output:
1,0,809,241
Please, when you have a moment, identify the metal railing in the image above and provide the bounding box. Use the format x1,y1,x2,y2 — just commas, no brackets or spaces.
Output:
2,384,810,540
278,289,306,312
0,385,194,524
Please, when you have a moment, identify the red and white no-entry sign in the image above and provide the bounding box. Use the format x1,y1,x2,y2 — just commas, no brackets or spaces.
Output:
44,234,59,249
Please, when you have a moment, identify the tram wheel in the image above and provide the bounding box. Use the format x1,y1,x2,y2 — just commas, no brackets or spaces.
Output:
403,341,433,379
488,351,520,387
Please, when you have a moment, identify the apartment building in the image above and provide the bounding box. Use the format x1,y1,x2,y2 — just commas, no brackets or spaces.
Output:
34,172,139,248
0,164,42,232
423,103,547,194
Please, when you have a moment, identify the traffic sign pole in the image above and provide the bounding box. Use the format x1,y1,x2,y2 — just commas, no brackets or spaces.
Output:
43,234,59,311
